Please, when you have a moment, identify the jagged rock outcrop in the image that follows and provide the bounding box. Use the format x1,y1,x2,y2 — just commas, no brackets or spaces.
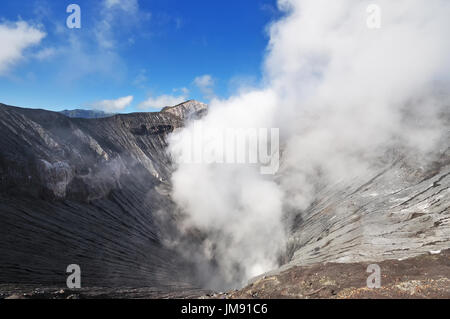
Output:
0,101,207,288
162,100,208,120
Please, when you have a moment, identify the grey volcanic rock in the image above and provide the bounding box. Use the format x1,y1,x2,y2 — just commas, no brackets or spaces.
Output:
284,157,450,265
162,100,208,120
277,147,450,275
0,101,207,288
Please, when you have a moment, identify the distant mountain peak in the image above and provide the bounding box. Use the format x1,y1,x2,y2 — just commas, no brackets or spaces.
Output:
59,100,208,120
60,109,115,119
161,100,208,120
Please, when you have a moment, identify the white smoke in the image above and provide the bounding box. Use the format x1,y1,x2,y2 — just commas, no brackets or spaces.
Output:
168,0,450,289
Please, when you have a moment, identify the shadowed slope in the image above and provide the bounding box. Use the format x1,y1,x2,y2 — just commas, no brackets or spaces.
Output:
0,101,206,288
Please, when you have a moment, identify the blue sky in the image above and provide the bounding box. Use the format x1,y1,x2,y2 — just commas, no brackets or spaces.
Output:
0,0,281,112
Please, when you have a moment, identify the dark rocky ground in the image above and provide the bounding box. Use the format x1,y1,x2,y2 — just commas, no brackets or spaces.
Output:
0,285,212,299
213,249,450,299
1,250,448,299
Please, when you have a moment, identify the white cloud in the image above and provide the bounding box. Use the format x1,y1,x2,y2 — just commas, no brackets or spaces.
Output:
90,96,134,112
133,68,149,88
194,74,215,99
55,0,147,82
228,74,258,94
138,94,187,110
34,47,57,60
104,0,139,13
96,0,142,49
0,21,46,75
194,74,213,88
174,87,190,95
55,34,126,83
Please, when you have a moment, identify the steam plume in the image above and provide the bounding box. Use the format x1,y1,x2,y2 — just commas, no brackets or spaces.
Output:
168,0,450,289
